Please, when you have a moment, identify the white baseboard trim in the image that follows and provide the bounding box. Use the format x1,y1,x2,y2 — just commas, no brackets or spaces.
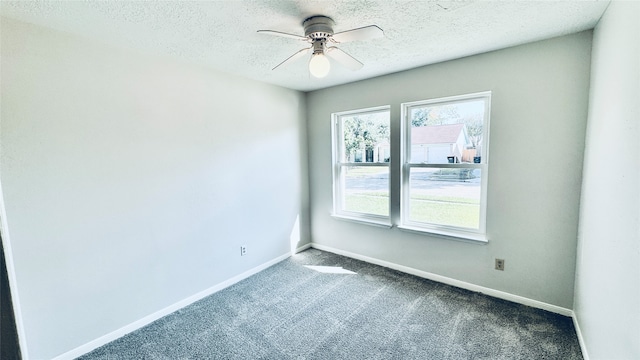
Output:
294,242,312,253
311,243,573,317
52,252,292,360
52,244,580,360
572,312,590,360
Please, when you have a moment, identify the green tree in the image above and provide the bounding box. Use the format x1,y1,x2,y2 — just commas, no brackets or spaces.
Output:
343,115,389,162
411,105,461,127
462,114,483,149
411,108,430,127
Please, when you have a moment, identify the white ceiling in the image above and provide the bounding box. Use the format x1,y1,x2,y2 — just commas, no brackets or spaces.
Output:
0,0,609,92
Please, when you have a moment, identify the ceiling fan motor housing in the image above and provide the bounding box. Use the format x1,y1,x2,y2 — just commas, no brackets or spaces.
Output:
303,16,334,40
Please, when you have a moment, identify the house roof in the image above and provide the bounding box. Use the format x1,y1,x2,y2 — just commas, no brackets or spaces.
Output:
411,124,466,145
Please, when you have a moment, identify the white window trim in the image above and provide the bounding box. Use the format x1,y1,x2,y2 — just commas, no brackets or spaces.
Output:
400,91,492,242
331,106,391,226
330,213,393,228
396,225,488,243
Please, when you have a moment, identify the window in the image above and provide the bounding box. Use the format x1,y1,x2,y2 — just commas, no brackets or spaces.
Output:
331,93,490,242
332,106,391,226
400,92,491,241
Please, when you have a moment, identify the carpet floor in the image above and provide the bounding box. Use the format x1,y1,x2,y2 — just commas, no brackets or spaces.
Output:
79,248,583,359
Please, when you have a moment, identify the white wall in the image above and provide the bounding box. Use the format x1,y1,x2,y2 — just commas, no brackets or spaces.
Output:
0,18,309,359
574,2,640,359
307,32,592,309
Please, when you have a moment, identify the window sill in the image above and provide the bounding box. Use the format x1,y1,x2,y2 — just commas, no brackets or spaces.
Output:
397,225,488,244
331,214,393,228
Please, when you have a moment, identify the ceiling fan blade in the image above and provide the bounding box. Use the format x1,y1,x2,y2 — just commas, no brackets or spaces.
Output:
332,25,384,43
272,47,311,70
257,30,308,41
326,47,363,71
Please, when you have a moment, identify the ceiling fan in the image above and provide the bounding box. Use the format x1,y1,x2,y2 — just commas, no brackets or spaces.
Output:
258,15,384,78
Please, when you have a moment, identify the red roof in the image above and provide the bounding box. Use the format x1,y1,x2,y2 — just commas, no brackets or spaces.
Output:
411,124,465,144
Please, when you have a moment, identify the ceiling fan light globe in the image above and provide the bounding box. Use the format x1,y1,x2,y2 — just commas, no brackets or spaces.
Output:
309,54,330,78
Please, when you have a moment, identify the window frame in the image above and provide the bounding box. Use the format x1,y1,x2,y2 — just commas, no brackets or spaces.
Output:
399,92,491,242
331,105,392,227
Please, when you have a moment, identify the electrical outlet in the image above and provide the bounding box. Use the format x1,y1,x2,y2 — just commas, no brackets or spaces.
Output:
495,258,505,271
240,246,247,256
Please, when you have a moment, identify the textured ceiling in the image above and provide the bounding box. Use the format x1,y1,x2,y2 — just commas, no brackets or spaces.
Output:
0,0,609,92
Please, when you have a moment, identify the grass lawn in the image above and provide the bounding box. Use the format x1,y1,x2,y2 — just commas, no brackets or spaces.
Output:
409,198,479,229
345,192,389,216
344,192,479,229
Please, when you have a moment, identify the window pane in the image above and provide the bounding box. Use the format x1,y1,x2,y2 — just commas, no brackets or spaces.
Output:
341,112,390,163
408,167,481,229
341,166,389,216
410,100,485,164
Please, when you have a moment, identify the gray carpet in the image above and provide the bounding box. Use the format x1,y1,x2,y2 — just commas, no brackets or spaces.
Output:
79,248,583,359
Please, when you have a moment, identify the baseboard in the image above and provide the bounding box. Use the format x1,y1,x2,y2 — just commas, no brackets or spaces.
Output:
311,243,573,317
52,251,292,360
572,312,590,360
294,242,312,253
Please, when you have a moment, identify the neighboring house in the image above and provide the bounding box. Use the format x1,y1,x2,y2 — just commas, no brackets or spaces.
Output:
351,139,391,163
410,123,472,163
374,139,390,163
354,124,474,164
